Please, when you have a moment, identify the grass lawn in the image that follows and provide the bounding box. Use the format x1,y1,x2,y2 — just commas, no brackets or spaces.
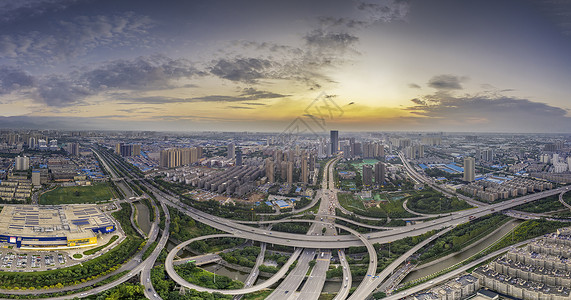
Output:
40,182,114,205
243,290,273,300
338,193,365,210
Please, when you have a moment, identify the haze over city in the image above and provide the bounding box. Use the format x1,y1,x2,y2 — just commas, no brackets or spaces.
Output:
1,0,571,132
4,2,571,300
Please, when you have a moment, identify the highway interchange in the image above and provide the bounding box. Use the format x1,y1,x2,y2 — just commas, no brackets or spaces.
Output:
1,147,569,300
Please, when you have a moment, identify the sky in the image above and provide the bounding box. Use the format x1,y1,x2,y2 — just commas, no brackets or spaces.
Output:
1,0,571,133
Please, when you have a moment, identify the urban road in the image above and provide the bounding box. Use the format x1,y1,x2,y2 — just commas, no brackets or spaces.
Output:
2,148,567,300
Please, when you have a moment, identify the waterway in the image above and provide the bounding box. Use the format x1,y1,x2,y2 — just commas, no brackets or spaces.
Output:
135,201,151,235
402,219,522,283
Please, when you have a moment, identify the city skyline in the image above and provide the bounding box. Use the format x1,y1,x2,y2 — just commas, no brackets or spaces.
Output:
1,0,571,133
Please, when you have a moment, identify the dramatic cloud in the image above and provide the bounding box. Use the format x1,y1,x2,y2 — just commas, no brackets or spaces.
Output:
408,83,421,89
427,74,466,90
356,0,410,23
0,12,154,64
304,29,359,52
0,66,35,94
0,0,78,23
407,92,571,132
82,55,201,90
189,88,287,103
210,58,276,83
120,88,287,104
35,75,92,106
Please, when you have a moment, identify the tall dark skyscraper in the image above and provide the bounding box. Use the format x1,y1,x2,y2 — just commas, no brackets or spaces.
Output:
330,130,339,155
235,148,243,166
363,164,373,187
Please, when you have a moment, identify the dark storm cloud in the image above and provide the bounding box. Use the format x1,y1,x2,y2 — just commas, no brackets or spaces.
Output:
427,74,466,90
35,75,92,106
209,58,276,83
0,66,35,94
0,12,154,64
82,55,201,90
408,83,421,89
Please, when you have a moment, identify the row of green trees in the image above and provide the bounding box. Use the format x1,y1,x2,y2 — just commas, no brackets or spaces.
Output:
219,246,260,268
407,188,471,214
418,215,508,262
174,263,243,290
272,222,311,234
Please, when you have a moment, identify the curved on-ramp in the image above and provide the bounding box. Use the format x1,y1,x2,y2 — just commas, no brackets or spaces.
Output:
165,220,378,295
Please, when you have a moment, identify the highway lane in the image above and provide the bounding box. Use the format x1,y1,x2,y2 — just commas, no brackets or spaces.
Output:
235,214,394,230
348,227,453,300
266,248,316,300
233,241,267,300
559,190,571,210
143,156,568,249
298,250,331,300
174,253,221,266
298,157,345,300
333,249,352,300
164,221,377,296
269,209,328,300
82,149,566,299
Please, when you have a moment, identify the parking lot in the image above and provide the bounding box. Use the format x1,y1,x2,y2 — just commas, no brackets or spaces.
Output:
0,248,71,271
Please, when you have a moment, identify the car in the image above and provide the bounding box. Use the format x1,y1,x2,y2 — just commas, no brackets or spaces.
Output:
285,291,289,294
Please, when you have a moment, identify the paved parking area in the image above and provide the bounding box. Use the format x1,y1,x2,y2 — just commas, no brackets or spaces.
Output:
0,248,71,271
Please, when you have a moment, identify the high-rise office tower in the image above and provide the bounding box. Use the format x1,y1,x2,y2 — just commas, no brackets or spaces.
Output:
375,162,386,184
330,130,339,155
363,165,373,187
463,157,475,182
236,148,243,166
227,143,235,159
